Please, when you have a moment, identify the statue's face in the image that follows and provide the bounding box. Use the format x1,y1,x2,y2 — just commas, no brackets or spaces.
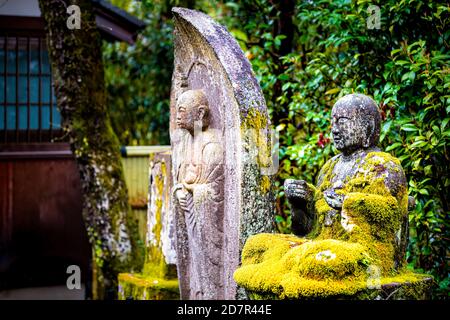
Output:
176,90,209,135
176,94,197,133
331,105,366,155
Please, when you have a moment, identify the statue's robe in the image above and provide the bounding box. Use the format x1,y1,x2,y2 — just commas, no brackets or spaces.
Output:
290,148,409,273
173,129,224,299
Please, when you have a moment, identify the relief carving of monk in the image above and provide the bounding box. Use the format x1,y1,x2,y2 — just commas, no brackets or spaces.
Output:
172,89,224,299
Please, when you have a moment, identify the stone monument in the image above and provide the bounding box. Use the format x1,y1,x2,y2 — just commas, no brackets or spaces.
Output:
118,149,179,300
170,8,275,299
234,93,433,299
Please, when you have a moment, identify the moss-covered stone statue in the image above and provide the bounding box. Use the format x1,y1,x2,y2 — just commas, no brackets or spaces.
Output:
234,93,433,299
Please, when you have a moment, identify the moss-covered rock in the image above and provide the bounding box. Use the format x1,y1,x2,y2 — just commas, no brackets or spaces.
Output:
234,233,433,299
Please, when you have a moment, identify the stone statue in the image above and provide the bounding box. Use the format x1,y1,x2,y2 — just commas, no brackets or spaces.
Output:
234,93,432,299
173,89,224,300
284,93,408,269
170,8,274,300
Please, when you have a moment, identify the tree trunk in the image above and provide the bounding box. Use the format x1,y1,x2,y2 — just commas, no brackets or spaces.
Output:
38,0,143,299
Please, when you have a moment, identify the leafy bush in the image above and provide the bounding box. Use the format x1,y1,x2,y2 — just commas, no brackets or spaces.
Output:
103,0,177,145
216,0,449,297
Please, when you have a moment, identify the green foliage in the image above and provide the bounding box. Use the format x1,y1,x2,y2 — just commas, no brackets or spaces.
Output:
103,0,176,145
216,0,449,298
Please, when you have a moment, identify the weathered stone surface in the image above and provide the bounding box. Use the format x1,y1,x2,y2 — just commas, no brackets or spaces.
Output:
118,150,179,300
144,151,177,278
121,146,173,252
234,93,433,299
170,7,275,300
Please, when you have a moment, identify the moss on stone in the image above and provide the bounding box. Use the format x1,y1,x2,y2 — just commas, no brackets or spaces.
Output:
311,151,408,274
260,175,271,194
118,159,178,300
234,233,432,299
118,273,179,300
240,108,272,168
143,161,177,280
235,150,428,299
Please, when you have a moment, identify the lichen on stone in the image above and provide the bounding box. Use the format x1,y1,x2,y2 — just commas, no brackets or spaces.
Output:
118,157,178,300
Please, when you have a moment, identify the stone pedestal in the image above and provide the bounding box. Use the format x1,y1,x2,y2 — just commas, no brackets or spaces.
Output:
118,151,179,300
244,278,434,300
234,233,433,300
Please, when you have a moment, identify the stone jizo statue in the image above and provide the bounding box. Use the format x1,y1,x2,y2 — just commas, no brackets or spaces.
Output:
284,93,408,268
234,93,432,299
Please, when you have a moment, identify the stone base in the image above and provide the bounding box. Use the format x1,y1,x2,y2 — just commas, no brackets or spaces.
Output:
234,233,435,300
118,273,179,300
245,276,434,300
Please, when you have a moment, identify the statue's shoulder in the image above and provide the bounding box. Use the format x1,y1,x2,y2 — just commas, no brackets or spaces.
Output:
201,130,222,149
364,151,403,170
201,129,221,142
361,151,407,196
330,154,342,162
322,154,341,171
201,130,223,164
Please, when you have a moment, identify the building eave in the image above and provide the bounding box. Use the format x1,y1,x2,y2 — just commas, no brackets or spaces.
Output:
0,0,146,44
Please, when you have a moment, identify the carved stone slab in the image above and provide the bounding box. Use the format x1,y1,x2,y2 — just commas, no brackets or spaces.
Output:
170,7,275,299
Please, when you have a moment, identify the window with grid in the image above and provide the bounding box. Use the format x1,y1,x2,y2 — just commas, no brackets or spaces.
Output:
0,35,63,143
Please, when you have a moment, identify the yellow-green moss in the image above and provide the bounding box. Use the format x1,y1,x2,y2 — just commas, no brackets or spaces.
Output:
345,193,400,234
366,151,401,166
282,239,371,280
143,161,176,279
312,151,408,273
118,273,179,300
240,108,271,168
123,160,178,300
234,233,432,299
260,175,271,194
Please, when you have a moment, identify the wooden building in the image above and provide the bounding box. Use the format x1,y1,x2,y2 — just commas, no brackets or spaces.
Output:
0,0,144,294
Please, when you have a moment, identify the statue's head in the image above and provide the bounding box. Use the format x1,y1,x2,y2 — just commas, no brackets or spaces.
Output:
331,93,381,156
176,89,210,135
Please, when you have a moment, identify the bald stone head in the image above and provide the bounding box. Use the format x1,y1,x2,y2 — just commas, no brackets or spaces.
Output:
176,89,210,135
331,93,381,156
